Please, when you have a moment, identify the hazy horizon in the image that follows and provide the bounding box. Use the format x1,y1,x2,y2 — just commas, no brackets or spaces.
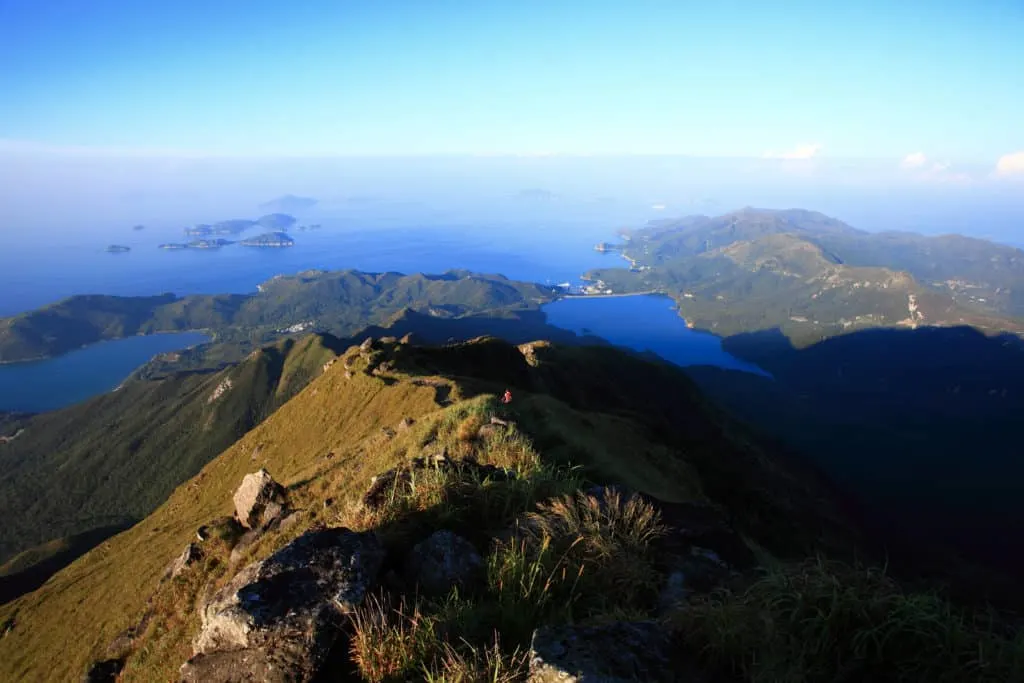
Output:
1,1,1021,243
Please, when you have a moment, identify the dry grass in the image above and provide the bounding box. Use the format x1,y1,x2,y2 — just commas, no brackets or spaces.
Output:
456,415,485,442
519,487,667,613
424,636,528,683
349,593,439,682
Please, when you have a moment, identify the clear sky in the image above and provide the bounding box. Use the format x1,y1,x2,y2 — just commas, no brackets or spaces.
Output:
1,0,1022,168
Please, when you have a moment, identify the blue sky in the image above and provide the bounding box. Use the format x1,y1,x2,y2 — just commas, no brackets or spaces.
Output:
1,0,1022,169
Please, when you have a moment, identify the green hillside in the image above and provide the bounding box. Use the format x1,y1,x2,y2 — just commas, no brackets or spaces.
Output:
0,334,344,588
588,208,1024,345
1,337,1020,683
0,269,557,363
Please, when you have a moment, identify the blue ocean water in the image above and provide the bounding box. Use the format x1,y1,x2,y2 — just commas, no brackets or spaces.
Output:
543,295,769,375
0,214,763,413
0,218,629,317
0,332,209,413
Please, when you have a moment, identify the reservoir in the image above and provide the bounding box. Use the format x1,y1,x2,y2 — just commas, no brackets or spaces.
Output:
0,332,210,413
543,294,769,376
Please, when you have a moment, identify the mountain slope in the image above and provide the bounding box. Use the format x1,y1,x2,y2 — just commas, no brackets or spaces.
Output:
0,334,344,585
0,336,863,682
589,209,1024,345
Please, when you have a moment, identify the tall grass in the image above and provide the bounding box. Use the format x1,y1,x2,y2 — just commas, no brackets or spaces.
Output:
672,557,1024,683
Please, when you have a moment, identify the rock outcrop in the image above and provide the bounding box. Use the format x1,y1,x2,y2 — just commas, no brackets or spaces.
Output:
405,530,483,596
232,469,287,530
163,543,203,581
183,527,384,682
528,621,674,682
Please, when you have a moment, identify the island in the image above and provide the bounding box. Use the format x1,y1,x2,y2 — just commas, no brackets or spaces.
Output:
159,239,234,250
131,225,145,231
105,245,131,253
240,231,295,247
594,241,622,253
259,194,318,213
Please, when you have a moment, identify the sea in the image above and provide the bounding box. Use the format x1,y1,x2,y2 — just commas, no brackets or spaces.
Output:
0,206,765,413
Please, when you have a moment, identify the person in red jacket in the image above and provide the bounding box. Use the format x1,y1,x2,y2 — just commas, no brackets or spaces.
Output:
501,389,512,404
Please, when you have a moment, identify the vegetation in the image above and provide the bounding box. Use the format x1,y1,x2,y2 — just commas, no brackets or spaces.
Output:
0,336,1020,682
588,207,1024,346
672,558,1024,682
0,333,344,585
0,269,558,362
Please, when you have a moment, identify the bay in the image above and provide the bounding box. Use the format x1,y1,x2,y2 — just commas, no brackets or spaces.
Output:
0,332,210,413
543,294,769,376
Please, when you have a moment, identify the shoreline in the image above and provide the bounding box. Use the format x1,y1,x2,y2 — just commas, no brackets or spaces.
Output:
0,329,213,366
555,290,662,300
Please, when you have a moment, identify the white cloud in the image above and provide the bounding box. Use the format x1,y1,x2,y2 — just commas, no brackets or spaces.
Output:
897,152,971,184
995,151,1024,177
763,143,822,160
901,152,928,168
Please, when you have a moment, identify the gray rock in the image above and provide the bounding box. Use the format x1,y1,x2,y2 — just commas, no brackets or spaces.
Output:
164,542,203,581
188,527,384,682
406,530,483,596
658,547,733,613
529,622,673,682
180,649,279,682
233,469,286,530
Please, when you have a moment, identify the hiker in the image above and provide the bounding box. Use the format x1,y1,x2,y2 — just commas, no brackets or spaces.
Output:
501,389,512,404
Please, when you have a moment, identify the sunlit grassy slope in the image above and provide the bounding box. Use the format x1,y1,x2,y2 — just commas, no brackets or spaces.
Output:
0,333,345,580
0,335,860,682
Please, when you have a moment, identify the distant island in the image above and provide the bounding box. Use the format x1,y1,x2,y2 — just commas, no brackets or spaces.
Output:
159,239,234,250
239,231,294,247
105,245,131,253
259,194,318,213
594,241,622,253
131,225,145,231
181,214,297,237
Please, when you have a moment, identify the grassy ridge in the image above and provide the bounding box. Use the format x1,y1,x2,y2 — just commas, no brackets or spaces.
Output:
0,335,861,682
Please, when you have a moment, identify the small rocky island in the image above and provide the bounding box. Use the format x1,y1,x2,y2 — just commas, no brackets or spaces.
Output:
159,239,235,250
594,241,623,252
132,225,145,231
105,245,131,253
240,231,295,247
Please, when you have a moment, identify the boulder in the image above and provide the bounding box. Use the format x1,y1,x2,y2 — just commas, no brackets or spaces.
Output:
405,531,483,596
658,547,733,613
529,621,675,682
232,469,286,530
187,527,384,682
180,649,279,683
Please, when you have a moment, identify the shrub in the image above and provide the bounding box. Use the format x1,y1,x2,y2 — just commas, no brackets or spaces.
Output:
520,488,666,613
